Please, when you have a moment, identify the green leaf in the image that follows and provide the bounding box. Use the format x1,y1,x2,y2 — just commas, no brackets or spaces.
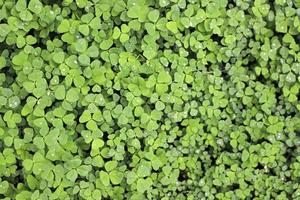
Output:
55,85,66,100
104,161,118,172
136,178,153,193
27,175,38,189
99,171,110,186
100,39,113,50
166,21,178,33
75,38,88,53
148,10,160,22
12,52,28,66
79,110,91,123
66,169,78,182
76,0,88,8
92,138,104,150
241,150,249,162
78,24,90,36
57,19,70,33
109,170,123,185
28,0,43,14
155,101,165,111
66,88,79,102
19,10,33,21
126,171,137,184
0,181,9,194
0,56,6,69
137,164,151,177
286,72,296,83
0,24,11,37
159,0,170,7
15,0,27,12
53,51,65,64
276,21,288,33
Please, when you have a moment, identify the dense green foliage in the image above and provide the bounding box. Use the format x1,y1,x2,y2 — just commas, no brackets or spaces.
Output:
0,0,300,199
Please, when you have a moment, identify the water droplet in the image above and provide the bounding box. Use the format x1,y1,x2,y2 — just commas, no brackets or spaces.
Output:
9,97,20,108
276,133,282,140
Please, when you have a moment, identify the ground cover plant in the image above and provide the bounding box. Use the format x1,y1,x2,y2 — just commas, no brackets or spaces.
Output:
0,0,300,199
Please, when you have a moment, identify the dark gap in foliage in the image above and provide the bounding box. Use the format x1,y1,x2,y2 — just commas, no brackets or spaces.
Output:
32,41,47,49
226,0,236,9
19,124,29,139
172,44,180,54
44,105,55,116
205,146,217,166
111,65,120,72
61,43,69,52
286,111,296,118
219,63,230,81
224,142,233,152
231,118,237,125
140,30,148,40
49,186,56,193
0,140,3,151
297,129,300,138
272,81,282,100
199,159,206,175
245,55,258,67
178,170,188,181
0,18,7,24
102,132,109,142
41,0,62,6
76,138,90,152
268,167,276,176
19,94,32,108
250,190,257,198
254,138,265,144
295,35,300,44
146,102,155,112
177,189,188,197
58,75,65,83
0,64,9,74
0,42,13,51
112,88,122,97
157,38,166,50
174,133,183,144
140,73,150,79
273,32,284,41
48,31,60,41
219,107,226,116
27,29,36,36
230,183,240,190
186,48,197,60
256,74,267,84
123,145,133,168
297,91,300,102
139,138,145,151
1,68,17,85
186,27,196,35
244,179,253,186
285,146,296,164
256,163,264,170
211,34,222,44
16,159,23,172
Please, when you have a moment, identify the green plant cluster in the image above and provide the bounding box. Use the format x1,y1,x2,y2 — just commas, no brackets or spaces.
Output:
0,0,300,199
